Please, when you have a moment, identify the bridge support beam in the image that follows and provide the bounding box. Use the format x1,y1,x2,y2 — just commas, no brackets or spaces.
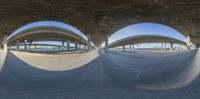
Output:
161,43,163,51
24,40,27,51
75,41,78,51
105,34,109,49
170,42,173,51
62,41,65,51
2,35,8,51
67,41,70,51
164,43,166,51
34,44,37,49
130,45,132,51
87,34,91,51
15,40,20,51
84,45,87,51
29,41,32,51
79,44,81,51
187,36,191,50
122,45,125,52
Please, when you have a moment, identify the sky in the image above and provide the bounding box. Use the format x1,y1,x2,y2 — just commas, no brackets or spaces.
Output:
8,21,186,47
109,23,186,43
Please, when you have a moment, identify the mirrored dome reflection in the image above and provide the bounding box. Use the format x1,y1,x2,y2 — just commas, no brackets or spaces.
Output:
6,21,98,72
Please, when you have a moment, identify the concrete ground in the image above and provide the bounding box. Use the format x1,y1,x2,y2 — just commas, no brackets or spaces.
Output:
10,50,98,71
0,49,200,99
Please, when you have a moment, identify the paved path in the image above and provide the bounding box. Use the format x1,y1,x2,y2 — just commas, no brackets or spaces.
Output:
0,49,200,99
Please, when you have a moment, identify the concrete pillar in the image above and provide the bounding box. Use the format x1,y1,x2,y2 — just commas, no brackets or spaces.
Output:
24,40,27,51
67,41,70,51
75,41,78,51
62,41,65,51
122,45,125,52
30,41,32,51
170,42,173,51
105,34,109,49
164,43,166,51
34,44,37,49
130,44,132,51
79,44,81,51
3,35,8,51
58,45,62,51
87,34,91,51
187,36,191,50
161,43,163,51
84,45,86,51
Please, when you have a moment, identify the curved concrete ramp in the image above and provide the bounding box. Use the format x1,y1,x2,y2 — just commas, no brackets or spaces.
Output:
0,49,200,98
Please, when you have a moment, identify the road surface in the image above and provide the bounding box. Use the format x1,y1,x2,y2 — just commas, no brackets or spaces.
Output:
0,49,200,99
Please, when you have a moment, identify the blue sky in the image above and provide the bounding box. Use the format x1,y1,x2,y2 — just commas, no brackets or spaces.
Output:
8,21,186,47
109,23,186,43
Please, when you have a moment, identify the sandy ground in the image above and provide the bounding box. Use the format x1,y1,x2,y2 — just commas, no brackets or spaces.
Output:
10,50,99,71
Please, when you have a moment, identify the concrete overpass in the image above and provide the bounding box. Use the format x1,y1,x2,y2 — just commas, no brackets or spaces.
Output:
7,26,88,44
0,0,199,48
4,26,92,51
109,35,189,51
